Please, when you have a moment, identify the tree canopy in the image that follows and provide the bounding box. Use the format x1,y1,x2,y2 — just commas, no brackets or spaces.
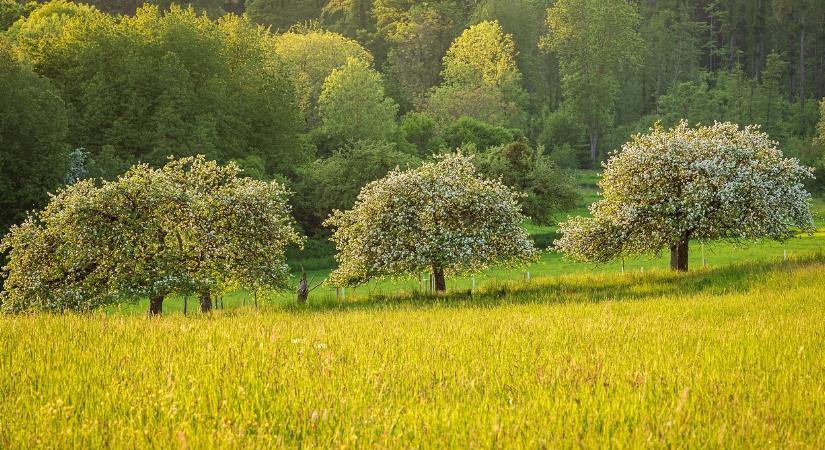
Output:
427,20,525,127
9,4,303,179
555,121,815,271
474,141,578,226
542,0,645,163
318,57,399,143
0,156,303,314
325,152,537,292
272,24,372,123
0,41,68,234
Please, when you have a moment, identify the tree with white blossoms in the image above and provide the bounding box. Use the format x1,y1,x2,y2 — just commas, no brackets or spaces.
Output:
555,121,816,271
0,156,303,314
324,152,538,292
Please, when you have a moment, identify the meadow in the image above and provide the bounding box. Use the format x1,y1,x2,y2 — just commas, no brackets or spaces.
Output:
2,256,824,448
109,178,825,314
2,175,824,448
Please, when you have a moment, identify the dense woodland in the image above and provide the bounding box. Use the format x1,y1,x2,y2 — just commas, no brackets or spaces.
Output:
2,0,825,238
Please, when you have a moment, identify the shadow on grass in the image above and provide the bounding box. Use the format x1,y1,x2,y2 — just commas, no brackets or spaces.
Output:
273,252,825,314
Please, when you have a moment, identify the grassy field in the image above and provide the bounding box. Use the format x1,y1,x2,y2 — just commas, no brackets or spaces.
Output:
2,256,824,447
3,174,823,447
108,189,825,314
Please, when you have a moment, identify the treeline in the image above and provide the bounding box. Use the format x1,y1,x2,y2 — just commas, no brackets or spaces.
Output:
1,0,824,237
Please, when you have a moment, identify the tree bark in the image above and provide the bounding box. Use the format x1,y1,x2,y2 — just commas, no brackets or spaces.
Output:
589,129,598,163
297,271,309,304
433,265,446,293
669,238,689,272
199,290,212,313
148,293,164,316
799,21,806,112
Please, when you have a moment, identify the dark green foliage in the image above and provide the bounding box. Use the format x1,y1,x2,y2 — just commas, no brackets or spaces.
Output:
11,4,303,179
536,107,585,162
294,140,420,232
473,141,578,225
548,144,578,170
2,0,824,238
443,117,515,151
0,0,23,30
246,0,325,31
0,42,68,233
399,112,445,157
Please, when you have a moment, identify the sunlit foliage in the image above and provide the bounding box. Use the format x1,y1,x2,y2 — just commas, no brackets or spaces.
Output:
555,121,815,270
0,156,302,313
325,152,537,290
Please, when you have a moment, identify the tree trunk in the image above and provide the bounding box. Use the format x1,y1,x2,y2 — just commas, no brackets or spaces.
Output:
669,238,689,272
148,293,164,316
433,265,446,293
589,129,598,163
297,271,309,304
799,21,806,112
199,290,212,313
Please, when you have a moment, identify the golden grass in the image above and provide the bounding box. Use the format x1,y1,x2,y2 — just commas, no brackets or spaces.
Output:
1,258,824,448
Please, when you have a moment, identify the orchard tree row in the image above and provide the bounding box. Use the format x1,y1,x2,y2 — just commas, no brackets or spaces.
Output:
1,122,815,313
2,0,825,237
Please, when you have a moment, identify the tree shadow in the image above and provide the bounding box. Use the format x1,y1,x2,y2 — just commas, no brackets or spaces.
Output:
274,253,825,314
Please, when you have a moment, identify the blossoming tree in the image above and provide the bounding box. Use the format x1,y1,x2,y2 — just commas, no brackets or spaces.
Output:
324,153,537,292
0,156,303,314
555,121,815,271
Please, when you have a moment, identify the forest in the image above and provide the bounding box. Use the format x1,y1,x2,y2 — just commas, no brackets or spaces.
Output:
2,0,825,240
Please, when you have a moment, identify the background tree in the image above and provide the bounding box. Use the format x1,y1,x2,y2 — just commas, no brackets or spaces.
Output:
0,0,23,31
542,0,645,163
245,0,325,31
470,0,561,116
473,141,578,225
441,20,522,99
325,152,537,292
0,41,68,234
772,0,825,113
639,3,704,110
399,112,445,157
9,4,303,179
426,83,521,128
317,57,399,143
555,121,815,271
272,24,373,124
295,140,419,231
442,116,515,151
383,4,458,110
426,20,525,127
6,0,104,67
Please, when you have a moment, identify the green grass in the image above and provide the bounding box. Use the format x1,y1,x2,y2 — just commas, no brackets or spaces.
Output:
2,256,825,447
108,187,825,314
3,172,823,447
